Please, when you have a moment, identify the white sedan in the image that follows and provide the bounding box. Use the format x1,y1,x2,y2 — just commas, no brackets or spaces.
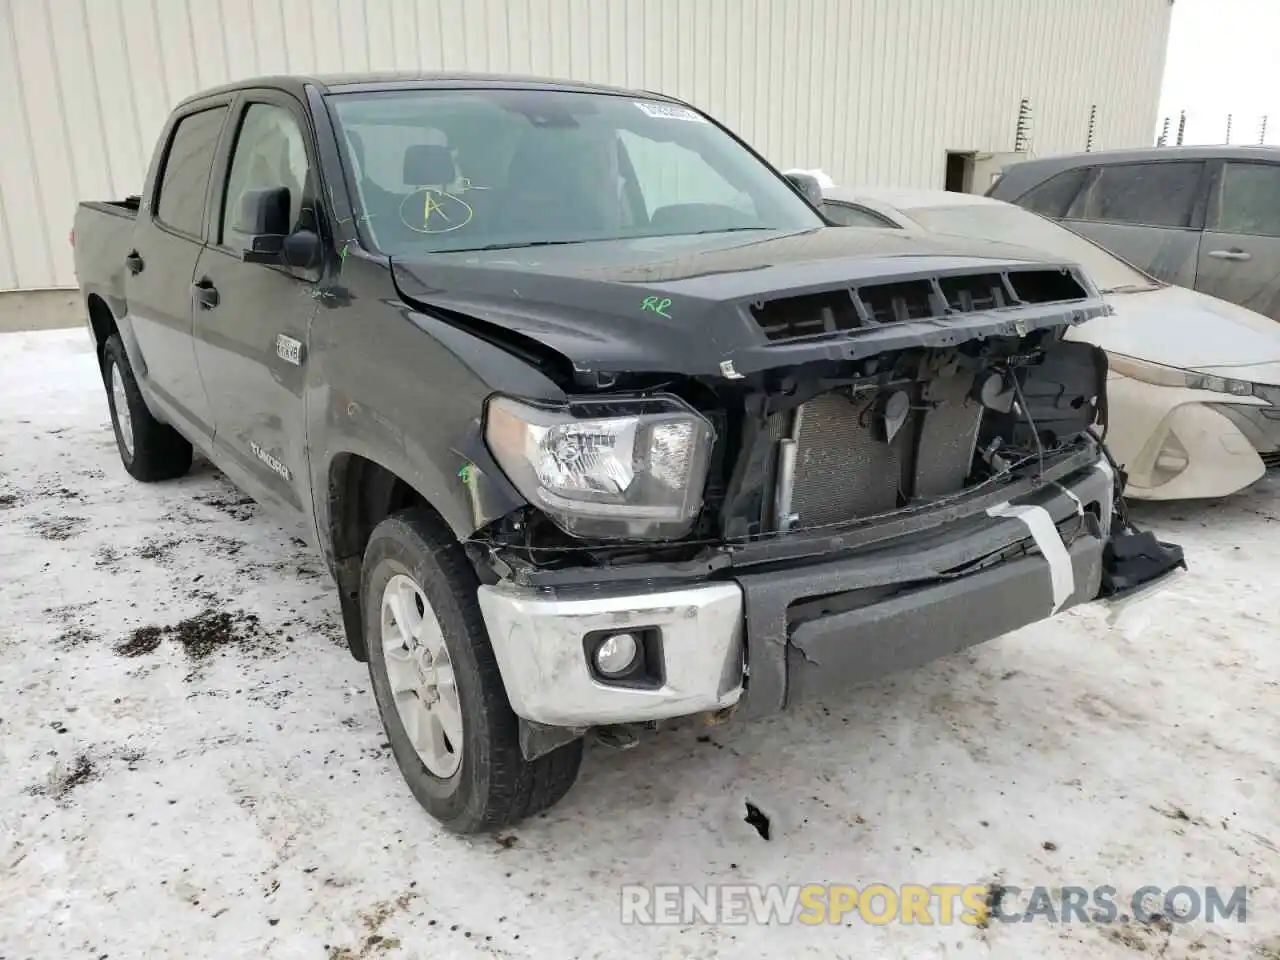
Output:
822,186,1280,500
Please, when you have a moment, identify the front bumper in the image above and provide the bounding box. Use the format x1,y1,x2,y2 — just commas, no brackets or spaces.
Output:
1104,374,1277,499
478,461,1120,728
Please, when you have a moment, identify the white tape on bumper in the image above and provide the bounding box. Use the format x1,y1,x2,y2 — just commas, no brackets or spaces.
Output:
987,502,1075,614
1055,482,1085,517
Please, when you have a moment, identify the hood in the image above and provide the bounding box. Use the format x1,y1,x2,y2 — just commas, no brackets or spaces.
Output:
1068,283,1280,374
391,227,1099,378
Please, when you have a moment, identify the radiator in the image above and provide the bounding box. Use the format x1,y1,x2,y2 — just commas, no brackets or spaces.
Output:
789,391,906,528
774,375,983,530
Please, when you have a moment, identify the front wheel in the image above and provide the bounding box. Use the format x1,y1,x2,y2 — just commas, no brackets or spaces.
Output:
361,508,582,833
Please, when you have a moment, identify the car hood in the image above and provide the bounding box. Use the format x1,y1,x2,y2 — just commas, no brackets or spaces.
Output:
1068,283,1280,376
391,227,1100,377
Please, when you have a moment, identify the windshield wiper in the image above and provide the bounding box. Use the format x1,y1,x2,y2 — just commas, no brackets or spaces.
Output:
1101,283,1160,294
678,226,781,236
455,238,607,252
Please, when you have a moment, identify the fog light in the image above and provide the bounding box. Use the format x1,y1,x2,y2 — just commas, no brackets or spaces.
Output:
593,632,640,677
1154,433,1190,476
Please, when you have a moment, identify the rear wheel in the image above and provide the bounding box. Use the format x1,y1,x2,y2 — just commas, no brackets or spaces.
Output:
103,334,192,482
362,508,583,833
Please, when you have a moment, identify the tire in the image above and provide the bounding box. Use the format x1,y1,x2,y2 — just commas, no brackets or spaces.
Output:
103,334,192,482
361,508,583,833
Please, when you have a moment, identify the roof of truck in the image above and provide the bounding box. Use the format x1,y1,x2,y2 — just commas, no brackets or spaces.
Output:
176,72,673,107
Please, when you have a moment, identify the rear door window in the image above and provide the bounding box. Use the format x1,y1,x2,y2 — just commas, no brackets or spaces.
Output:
154,107,229,237
1210,162,1280,237
1072,161,1205,228
1016,167,1089,217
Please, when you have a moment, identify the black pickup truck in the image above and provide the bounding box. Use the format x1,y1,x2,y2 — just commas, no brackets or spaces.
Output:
72,73,1183,833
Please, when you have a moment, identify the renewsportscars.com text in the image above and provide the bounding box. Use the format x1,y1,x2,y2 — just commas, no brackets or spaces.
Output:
620,883,1248,926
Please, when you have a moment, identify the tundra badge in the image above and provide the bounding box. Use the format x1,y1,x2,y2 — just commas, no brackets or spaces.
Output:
249,441,292,482
276,334,303,366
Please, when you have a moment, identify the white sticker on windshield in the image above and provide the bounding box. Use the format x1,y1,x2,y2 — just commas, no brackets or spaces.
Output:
634,100,706,123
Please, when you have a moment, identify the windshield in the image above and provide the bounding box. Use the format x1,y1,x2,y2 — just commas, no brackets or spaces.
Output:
326,88,823,254
905,204,1158,293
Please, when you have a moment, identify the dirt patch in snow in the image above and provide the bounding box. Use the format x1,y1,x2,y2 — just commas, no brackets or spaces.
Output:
54,626,99,650
29,515,86,541
27,753,99,802
136,537,183,563
193,491,257,521
116,625,164,657
115,609,266,662
35,479,86,502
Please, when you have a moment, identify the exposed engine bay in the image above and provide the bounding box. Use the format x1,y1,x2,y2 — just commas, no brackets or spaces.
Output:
471,328,1109,582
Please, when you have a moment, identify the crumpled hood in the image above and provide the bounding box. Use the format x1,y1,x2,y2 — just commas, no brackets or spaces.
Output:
1068,283,1280,378
391,227,1100,377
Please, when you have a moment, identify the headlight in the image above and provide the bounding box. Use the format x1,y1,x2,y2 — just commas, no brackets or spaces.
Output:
1109,354,1256,397
485,394,715,540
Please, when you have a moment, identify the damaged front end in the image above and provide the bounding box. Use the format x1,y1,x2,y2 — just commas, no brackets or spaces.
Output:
455,262,1185,753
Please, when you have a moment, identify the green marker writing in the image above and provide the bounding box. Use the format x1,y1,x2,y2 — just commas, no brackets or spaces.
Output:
642,296,673,318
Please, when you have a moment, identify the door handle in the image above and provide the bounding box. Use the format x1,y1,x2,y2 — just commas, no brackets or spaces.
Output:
192,278,220,310
124,250,145,274
1208,248,1251,262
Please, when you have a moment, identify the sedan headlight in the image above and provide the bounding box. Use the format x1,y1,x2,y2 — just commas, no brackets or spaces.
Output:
485,395,715,540
1109,354,1257,397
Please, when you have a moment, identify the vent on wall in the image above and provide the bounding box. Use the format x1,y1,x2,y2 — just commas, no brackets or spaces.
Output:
747,268,1088,343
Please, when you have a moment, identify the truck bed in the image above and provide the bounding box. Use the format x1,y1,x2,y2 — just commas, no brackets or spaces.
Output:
72,198,142,309
80,197,141,219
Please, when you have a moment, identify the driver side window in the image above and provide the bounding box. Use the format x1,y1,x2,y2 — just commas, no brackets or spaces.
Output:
221,103,312,250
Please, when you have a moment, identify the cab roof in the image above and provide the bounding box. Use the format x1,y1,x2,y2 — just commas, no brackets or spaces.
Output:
177,72,675,107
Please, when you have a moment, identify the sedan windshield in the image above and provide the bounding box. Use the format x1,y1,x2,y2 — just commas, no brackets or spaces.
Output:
326,88,823,254
905,203,1159,294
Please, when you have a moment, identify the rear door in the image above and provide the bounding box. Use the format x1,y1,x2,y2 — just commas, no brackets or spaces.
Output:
125,103,230,442
191,92,323,520
1059,160,1208,288
1195,160,1280,320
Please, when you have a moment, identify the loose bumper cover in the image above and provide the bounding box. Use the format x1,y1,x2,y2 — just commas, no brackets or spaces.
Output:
477,459,1168,728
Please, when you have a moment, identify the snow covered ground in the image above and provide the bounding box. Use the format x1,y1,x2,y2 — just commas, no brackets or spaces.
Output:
1,327,1278,960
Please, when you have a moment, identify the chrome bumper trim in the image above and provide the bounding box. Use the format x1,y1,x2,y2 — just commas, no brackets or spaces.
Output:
476,582,745,726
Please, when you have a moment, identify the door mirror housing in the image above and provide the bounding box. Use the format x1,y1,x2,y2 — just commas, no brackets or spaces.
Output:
281,229,322,270
237,187,291,264
784,171,825,209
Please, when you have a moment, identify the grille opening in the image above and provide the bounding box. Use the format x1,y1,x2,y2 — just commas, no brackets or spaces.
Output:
857,280,937,324
939,273,1007,312
749,290,860,341
1007,269,1087,304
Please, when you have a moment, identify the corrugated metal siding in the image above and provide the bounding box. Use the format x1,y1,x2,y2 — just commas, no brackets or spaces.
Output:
0,0,1171,291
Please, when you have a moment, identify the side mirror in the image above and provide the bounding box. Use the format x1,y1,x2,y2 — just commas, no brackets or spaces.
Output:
785,172,825,208
281,229,321,270
238,187,291,264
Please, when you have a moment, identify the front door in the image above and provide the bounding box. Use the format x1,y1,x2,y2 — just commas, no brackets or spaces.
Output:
1061,159,1208,289
191,94,322,521
1195,160,1280,321
125,104,230,442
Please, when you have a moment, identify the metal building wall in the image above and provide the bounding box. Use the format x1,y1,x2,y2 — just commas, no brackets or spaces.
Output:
0,0,1172,292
